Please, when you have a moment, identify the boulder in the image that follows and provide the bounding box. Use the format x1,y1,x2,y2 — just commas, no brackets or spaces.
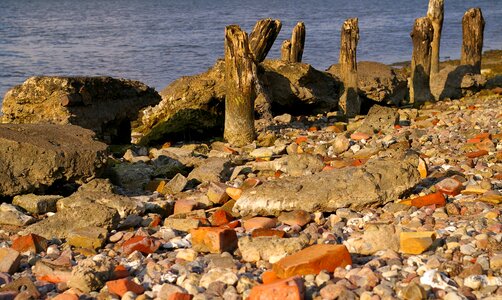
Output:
234,151,420,216
431,65,487,100
356,105,399,134
1,76,161,143
0,124,107,197
326,61,408,105
132,59,340,145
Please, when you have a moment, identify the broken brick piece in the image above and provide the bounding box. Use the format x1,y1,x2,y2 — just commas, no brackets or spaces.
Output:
112,265,130,279
106,278,145,297
272,244,352,278
252,229,285,238
190,227,237,253
261,270,280,284
249,276,305,300
207,182,229,204
121,236,160,256
435,178,463,196
244,217,277,232
11,234,47,254
168,293,194,300
465,150,488,158
400,231,436,255
410,192,446,208
210,209,234,227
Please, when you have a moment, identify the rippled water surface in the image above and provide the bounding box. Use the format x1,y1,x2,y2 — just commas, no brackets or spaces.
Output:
0,0,500,99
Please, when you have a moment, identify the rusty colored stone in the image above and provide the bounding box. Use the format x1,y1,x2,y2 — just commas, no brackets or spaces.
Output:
410,192,446,208
190,227,238,253
11,234,47,253
249,276,305,300
121,236,160,255
106,278,145,297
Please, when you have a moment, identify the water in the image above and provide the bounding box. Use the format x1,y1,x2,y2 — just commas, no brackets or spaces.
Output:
1,0,501,100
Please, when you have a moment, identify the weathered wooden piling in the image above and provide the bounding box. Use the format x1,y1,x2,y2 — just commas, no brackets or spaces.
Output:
249,19,282,63
281,40,292,61
224,25,257,146
410,17,434,105
290,22,306,63
427,0,444,76
461,8,485,73
338,18,360,117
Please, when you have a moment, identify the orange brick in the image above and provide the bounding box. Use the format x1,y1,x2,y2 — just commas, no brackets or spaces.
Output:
244,217,277,232
474,132,491,140
226,187,243,200
308,126,318,132
210,209,234,227
400,231,436,255
112,265,130,279
174,199,197,215
272,244,352,278
249,276,305,300
295,136,308,144
11,234,47,253
465,150,488,158
220,220,241,229
106,278,144,297
168,293,194,300
190,227,237,253
121,236,160,256
52,293,79,300
350,132,371,140
410,192,446,208
261,270,280,284
435,178,463,196
251,229,285,238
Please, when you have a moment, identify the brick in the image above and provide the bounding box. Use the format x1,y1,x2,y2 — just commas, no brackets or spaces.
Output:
51,293,79,300
251,229,285,238
112,265,130,279
226,187,243,200
261,270,280,284
295,136,308,144
272,244,352,278
190,227,237,253
33,260,72,283
400,231,436,255
435,178,463,196
174,199,197,215
465,150,488,158
350,132,371,140
106,278,144,297
249,276,305,300
168,293,194,300
244,217,277,232
121,236,160,256
0,248,21,274
278,210,311,227
11,234,47,253
410,192,446,208
161,174,188,195
67,226,108,250
210,209,234,227
207,182,229,204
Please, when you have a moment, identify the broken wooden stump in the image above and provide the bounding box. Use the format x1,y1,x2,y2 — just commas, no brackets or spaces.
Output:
427,0,444,76
281,40,292,61
224,25,257,147
410,17,434,105
338,18,360,117
249,18,282,63
461,8,485,74
290,22,306,63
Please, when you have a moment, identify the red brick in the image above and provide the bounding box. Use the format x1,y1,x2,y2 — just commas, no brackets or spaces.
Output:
261,270,280,284
174,199,197,215
190,227,237,253
106,278,144,297
435,178,463,196
210,209,234,227
220,220,240,229
112,265,130,279
410,192,446,208
465,150,488,158
11,234,47,254
272,244,352,279
244,217,277,232
167,293,194,300
295,136,308,144
148,214,163,227
121,236,160,256
0,248,21,274
251,229,285,238
249,276,305,300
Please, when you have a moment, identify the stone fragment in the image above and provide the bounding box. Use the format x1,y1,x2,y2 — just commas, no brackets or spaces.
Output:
238,235,309,263
435,178,463,196
188,157,232,183
121,236,160,255
0,124,107,197
357,105,399,134
199,268,238,289
173,199,197,215
11,234,47,253
235,153,421,216
158,283,187,299
32,260,72,283
226,187,243,200
12,194,62,214
67,255,115,293
191,227,238,253
401,282,426,300
409,192,446,208
106,278,144,297
250,147,274,159
272,244,352,278
67,227,108,250
332,134,351,154
161,173,188,195
248,276,305,300
400,231,436,255
0,248,21,274
0,203,34,226
243,217,277,232
350,132,371,140
344,224,400,255
109,162,154,193
207,182,230,204
490,254,502,270
0,277,41,299
163,218,201,232
251,229,285,238
175,249,198,262
418,157,428,179
278,210,311,227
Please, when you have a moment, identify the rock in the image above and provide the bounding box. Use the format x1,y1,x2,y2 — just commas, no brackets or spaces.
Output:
0,203,34,226
344,224,400,255
332,135,351,154
326,61,407,105
22,203,119,239
243,217,277,232
234,152,421,216
357,105,399,135
67,255,115,293
190,227,238,253
163,218,201,232
106,278,145,297
399,231,436,255
250,147,274,159
188,157,232,183
274,114,292,123
11,234,47,254
199,268,238,289
435,178,463,196
67,227,108,250
1,76,161,143
0,248,21,274
108,162,154,193
272,244,352,278
158,283,187,299
431,65,486,100
238,235,309,263
0,124,107,197
32,254,72,283
161,173,188,195
401,282,426,300
281,153,325,176
277,210,311,227
12,194,62,214
490,254,502,270
206,182,229,204
248,276,304,300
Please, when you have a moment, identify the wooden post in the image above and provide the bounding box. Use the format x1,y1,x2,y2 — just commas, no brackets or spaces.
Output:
224,25,257,146
427,0,444,75
410,17,434,105
461,8,485,74
339,18,360,117
249,19,282,63
281,40,291,61
290,22,306,63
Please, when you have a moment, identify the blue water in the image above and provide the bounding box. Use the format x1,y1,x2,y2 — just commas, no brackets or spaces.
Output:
0,0,501,100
